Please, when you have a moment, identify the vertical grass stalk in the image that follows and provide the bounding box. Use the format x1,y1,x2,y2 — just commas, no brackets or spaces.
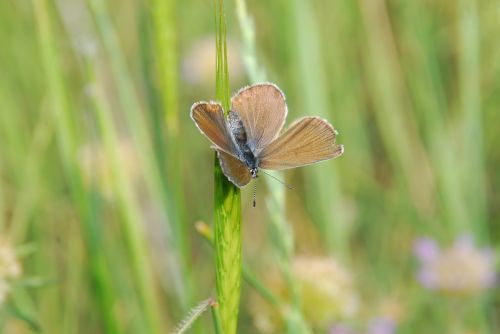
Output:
235,1,310,332
88,63,162,333
357,0,435,216
33,0,120,332
288,0,348,257
213,1,242,333
86,0,166,331
401,1,468,231
150,0,193,311
458,0,486,233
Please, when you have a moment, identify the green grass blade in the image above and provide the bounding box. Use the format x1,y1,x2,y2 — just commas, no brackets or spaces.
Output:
458,0,487,233
211,301,225,334
33,0,120,332
84,0,172,331
357,0,435,216
150,0,193,312
286,0,349,257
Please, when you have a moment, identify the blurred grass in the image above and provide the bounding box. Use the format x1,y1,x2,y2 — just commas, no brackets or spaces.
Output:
33,1,120,332
0,0,498,333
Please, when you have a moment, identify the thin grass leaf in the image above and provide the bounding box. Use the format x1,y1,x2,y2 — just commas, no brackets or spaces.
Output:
211,301,225,334
33,1,120,332
150,0,193,311
286,0,349,257
4,305,41,332
458,0,487,232
87,60,158,333
13,277,58,288
85,0,182,332
357,0,435,216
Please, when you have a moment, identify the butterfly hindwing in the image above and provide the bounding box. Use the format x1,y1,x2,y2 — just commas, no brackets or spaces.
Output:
216,149,252,187
231,83,287,153
259,116,344,170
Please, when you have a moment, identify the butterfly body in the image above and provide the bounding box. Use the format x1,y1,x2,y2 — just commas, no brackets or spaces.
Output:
191,83,343,188
227,110,259,179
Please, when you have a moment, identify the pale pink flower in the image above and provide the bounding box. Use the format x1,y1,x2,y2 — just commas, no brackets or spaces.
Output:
414,234,496,295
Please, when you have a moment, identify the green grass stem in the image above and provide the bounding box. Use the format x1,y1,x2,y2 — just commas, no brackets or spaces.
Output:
88,62,163,333
287,0,349,257
33,0,120,332
196,221,281,307
86,0,178,331
210,301,225,334
357,0,435,217
213,3,242,333
235,2,310,331
150,0,193,312
399,1,469,232
458,0,487,234
8,112,52,242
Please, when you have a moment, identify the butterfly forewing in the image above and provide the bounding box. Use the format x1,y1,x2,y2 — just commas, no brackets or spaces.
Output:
216,149,252,187
259,117,344,170
231,83,287,153
191,102,237,154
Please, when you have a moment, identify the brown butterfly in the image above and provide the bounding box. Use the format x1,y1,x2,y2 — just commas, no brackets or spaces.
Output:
191,83,344,188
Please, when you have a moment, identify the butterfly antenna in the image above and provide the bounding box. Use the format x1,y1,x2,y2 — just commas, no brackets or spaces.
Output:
261,171,294,190
253,182,257,208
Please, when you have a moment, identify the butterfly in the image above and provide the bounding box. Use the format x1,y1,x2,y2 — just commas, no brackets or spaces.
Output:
190,83,344,188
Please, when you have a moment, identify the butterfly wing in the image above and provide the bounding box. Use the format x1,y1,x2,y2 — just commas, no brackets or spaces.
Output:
191,101,237,154
231,83,287,153
259,116,343,170
216,149,252,187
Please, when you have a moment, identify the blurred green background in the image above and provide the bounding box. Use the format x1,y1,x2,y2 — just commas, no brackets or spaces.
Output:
0,0,498,333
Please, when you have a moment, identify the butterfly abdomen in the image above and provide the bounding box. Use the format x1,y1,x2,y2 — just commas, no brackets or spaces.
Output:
228,111,247,144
